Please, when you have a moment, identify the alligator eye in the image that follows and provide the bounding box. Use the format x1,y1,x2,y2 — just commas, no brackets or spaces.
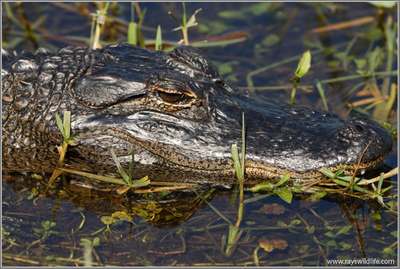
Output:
158,91,189,104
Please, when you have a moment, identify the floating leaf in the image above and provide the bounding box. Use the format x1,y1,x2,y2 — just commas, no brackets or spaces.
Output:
308,191,327,201
289,218,302,226
111,211,133,222
274,187,293,204
336,225,352,235
259,238,288,253
383,246,395,256
326,239,337,248
371,211,382,221
92,237,100,247
100,216,114,225
218,10,246,20
325,231,336,238
306,225,315,234
276,220,288,228
197,21,230,35
262,34,280,47
250,182,274,192
259,239,274,252
339,242,352,250
259,203,285,215
217,62,234,76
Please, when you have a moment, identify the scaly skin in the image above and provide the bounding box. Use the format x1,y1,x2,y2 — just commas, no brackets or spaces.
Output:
2,44,393,186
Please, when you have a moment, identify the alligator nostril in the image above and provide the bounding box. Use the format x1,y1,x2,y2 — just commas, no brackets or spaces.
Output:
214,79,225,87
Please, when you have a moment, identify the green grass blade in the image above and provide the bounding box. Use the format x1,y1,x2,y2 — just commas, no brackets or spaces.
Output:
225,224,242,256
137,9,147,48
194,190,232,225
377,172,384,193
59,168,126,185
181,2,187,27
331,178,372,194
63,111,71,140
128,149,135,179
231,144,242,180
240,113,245,180
155,25,162,51
316,80,329,111
55,113,65,138
110,149,131,185
130,176,151,188
127,22,138,45
190,37,247,48
275,174,290,187
319,168,336,179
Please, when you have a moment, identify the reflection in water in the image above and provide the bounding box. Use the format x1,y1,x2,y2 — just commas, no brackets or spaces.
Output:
3,172,397,266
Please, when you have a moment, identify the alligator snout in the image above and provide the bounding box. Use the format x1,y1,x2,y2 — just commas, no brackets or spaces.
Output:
338,118,393,164
217,96,393,180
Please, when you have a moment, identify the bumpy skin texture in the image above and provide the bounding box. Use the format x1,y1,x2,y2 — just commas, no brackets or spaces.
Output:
2,44,393,186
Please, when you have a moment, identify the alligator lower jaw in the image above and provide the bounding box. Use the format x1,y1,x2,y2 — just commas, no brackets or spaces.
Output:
243,156,386,186
158,155,386,187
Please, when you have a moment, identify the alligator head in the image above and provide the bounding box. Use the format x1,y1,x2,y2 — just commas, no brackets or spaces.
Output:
67,44,392,185
2,44,393,186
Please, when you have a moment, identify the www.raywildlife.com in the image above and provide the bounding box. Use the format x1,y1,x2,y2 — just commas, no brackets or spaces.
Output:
327,257,396,266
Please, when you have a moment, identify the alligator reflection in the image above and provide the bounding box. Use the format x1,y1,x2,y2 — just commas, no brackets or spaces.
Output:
4,173,215,226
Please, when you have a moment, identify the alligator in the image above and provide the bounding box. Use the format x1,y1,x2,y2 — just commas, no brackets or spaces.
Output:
2,44,393,187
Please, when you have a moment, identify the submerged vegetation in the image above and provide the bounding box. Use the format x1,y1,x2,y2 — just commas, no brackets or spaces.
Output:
2,2,398,266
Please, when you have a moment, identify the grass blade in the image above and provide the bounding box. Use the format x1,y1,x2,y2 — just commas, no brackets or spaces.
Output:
63,111,71,140
316,80,329,111
130,176,151,188
240,113,245,180
58,168,127,185
127,22,138,45
155,25,162,51
110,149,131,185
55,113,65,138
231,144,241,180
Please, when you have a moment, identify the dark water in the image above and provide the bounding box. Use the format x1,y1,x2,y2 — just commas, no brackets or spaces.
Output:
2,2,398,266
